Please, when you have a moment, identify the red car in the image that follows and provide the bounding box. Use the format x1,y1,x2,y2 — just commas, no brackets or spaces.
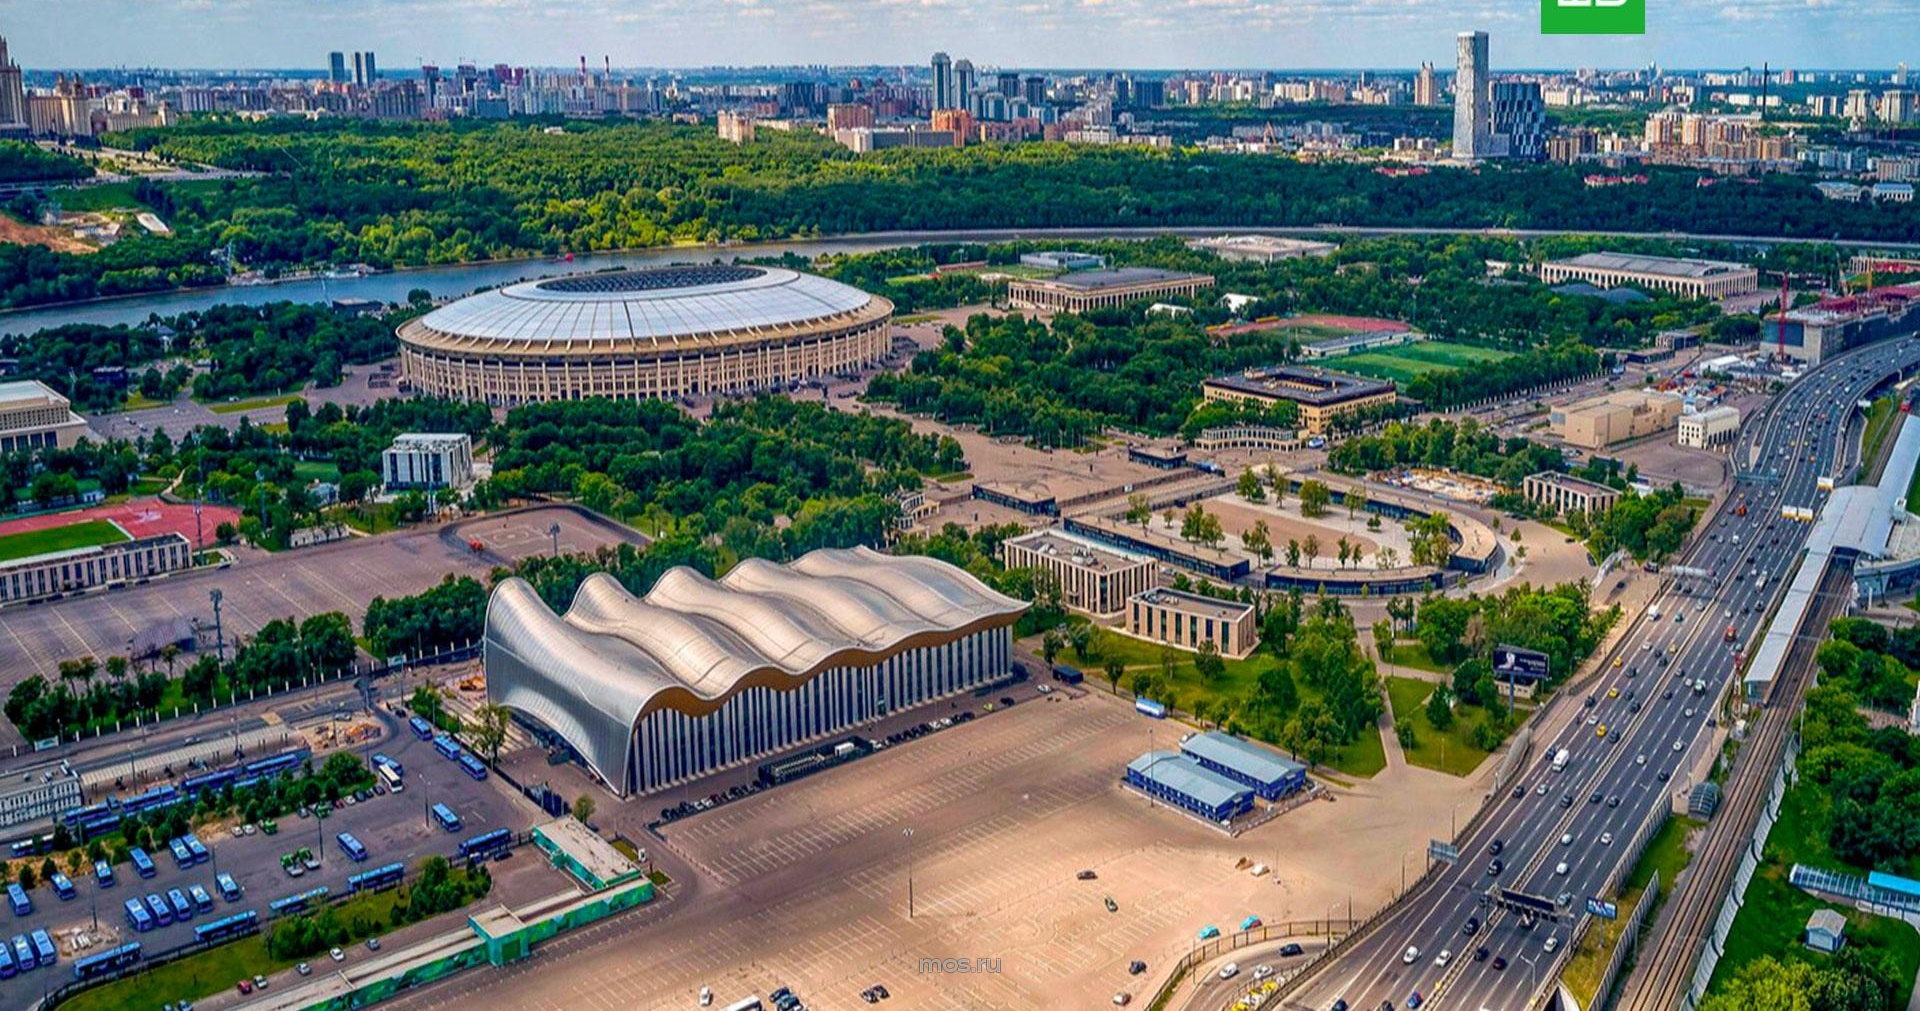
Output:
237,979,255,995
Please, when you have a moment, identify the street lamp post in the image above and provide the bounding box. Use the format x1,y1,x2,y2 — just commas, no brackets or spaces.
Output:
903,827,914,919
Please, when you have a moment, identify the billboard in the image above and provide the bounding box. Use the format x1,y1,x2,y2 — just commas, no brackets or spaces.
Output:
1494,645,1551,683
1586,897,1619,920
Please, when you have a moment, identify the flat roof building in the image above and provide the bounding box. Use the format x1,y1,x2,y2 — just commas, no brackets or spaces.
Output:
382,433,475,491
0,530,191,605
973,480,1058,516
1549,390,1683,449
1187,234,1337,263
1538,252,1759,300
1003,529,1157,618
1768,284,1920,365
1019,251,1106,271
0,379,90,454
1124,751,1254,825
1008,268,1215,314
1127,587,1258,659
1299,330,1423,360
1201,366,1398,435
1678,406,1741,449
1522,471,1623,518
1127,443,1188,469
1179,731,1307,801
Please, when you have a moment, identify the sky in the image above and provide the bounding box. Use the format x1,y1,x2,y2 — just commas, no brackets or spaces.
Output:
2,0,1915,72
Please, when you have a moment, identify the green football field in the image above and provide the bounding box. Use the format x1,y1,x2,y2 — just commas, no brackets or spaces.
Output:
1332,340,1515,384
0,519,130,563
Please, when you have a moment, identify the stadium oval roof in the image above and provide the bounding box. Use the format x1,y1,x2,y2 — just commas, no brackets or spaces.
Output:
485,547,1027,792
402,264,888,354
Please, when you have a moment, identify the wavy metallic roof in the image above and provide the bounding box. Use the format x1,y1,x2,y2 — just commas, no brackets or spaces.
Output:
402,264,888,354
485,547,1027,792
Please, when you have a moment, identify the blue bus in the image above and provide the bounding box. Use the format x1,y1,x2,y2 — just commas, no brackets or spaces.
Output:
408,715,434,740
268,886,329,918
50,872,75,900
7,833,52,859
459,828,512,862
216,872,242,902
145,893,172,927
120,785,180,816
129,847,156,878
242,748,311,779
0,939,12,978
168,837,193,867
30,929,54,966
430,803,461,833
347,862,405,893
6,883,30,916
1134,697,1167,719
373,753,403,776
93,859,114,888
189,884,214,913
457,753,488,780
12,934,33,971
166,888,193,920
336,832,369,863
72,941,141,981
433,735,462,760
123,898,153,932
194,909,258,945
184,833,210,864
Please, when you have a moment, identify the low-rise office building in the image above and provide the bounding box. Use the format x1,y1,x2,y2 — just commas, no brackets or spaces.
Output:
0,531,192,604
1127,587,1258,658
1019,251,1105,271
1768,284,1920,365
1003,530,1157,618
0,380,90,454
1538,252,1759,299
1522,472,1623,517
381,433,475,490
1008,268,1215,314
1549,390,1682,449
1678,406,1741,449
1179,731,1307,801
1186,234,1337,263
1201,366,1398,435
1124,751,1254,825
973,480,1058,516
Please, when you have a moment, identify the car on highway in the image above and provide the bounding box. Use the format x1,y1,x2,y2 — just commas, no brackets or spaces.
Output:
1492,956,1508,971
1555,862,1569,875
1434,950,1452,967
1487,858,1503,876
1600,832,1614,845
1673,740,1685,752
1220,963,1240,980
1545,937,1561,953
1254,964,1275,980
1608,795,1622,808
1489,839,1504,856
1402,946,1420,964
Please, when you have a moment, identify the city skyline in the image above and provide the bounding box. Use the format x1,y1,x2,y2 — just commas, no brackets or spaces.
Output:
4,0,1917,72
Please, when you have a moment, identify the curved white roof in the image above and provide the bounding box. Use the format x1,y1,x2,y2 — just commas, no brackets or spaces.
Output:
412,264,877,346
484,546,1028,793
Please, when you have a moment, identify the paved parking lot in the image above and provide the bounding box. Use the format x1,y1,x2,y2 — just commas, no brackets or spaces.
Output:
0,714,541,1007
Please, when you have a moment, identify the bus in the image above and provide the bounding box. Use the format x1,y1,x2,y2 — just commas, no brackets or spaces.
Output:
6,883,30,917
373,753,403,776
94,859,114,889
72,941,142,981
167,888,193,921
458,753,489,780
459,828,512,863
7,833,52,859
347,862,405,893
30,930,54,966
50,872,75,900
378,764,403,792
123,898,153,933
216,873,242,902
168,837,193,868
184,834,210,864
408,715,434,740
129,847,156,878
242,748,311,779
433,735,463,760
1134,697,1167,719
336,832,369,863
0,940,11,979
194,910,258,945
146,893,173,927
12,935,34,971
189,884,214,913
268,887,329,917
431,803,462,833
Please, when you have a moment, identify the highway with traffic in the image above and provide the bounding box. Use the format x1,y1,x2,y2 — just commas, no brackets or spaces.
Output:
1278,335,1920,1011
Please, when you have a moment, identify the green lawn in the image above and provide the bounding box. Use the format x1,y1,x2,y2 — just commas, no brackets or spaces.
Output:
206,393,307,415
1382,639,1450,675
121,393,170,411
1067,628,1386,778
294,460,343,484
1860,396,1899,469
1707,780,1920,1003
0,518,129,563
131,476,171,496
1564,815,1704,1004
1332,341,1516,385
51,180,146,212
1385,676,1496,776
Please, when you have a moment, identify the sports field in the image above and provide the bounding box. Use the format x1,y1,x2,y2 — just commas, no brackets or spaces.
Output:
0,518,128,562
1332,340,1515,384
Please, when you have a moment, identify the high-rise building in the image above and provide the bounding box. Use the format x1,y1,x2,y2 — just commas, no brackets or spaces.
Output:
930,52,953,110
0,36,25,132
1491,81,1545,160
1453,31,1491,159
328,51,348,85
352,51,377,88
1414,62,1438,106
953,59,976,107
1880,89,1915,125
827,102,874,132
717,109,755,143
997,72,1020,99
1022,75,1047,107
1132,78,1165,110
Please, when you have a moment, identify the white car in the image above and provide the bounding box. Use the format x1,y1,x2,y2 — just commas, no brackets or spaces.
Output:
1220,963,1239,980
1544,937,1561,953
329,947,345,963
1635,754,1646,766
1560,833,1573,846
1673,741,1685,752
1600,832,1614,845
1404,946,1421,965
1555,862,1569,875
699,987,713,1007
1252,965,1274,980
1586,714,1599,726
1434,950,1453,968
1684,708,1696,718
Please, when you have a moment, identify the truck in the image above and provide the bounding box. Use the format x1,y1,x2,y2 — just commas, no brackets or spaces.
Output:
1648,604,1661,622
1552,748,1571,772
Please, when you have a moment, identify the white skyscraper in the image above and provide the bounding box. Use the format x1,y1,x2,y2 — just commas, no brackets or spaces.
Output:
1453,30,1491,160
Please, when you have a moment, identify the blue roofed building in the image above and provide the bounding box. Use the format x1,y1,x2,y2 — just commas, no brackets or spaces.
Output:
1179,731,1309,801
1125,751,1254,825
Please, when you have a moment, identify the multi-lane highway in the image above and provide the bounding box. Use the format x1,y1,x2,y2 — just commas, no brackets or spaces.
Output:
1280,337,1920,1011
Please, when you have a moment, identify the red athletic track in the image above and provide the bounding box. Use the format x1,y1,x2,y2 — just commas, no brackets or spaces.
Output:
0,498,240,550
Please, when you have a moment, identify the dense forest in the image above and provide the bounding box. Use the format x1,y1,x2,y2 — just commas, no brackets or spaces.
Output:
0,141,91,184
